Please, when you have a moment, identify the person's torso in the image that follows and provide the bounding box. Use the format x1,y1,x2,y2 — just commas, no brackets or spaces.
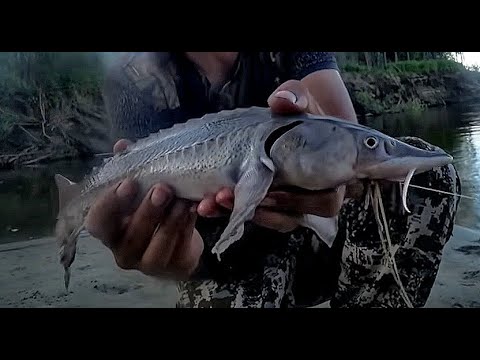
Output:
121,52,288,131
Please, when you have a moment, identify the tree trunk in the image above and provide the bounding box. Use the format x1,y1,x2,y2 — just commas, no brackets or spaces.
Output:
407,52,410,61
394,52,398,62
335,52,347,68
383,52,387,67
364,52,371,69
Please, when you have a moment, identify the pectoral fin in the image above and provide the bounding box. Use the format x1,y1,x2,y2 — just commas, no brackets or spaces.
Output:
298,214,339,251
212,158,275,260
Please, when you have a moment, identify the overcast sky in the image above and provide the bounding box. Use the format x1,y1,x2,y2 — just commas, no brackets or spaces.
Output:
458,52,480,67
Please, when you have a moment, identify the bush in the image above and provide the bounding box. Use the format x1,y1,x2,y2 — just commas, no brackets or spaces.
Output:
0,52,105,141
0,52,103,101
343,63,370,73
386,59,463,74
355,91,385,114
342,59,463,75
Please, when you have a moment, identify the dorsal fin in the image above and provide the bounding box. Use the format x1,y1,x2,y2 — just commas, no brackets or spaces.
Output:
127,106,267,152
54,174,82,212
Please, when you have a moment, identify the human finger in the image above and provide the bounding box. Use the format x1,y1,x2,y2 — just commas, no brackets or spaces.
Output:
138,199,194,274
113,139,133,154
115,184,174,268
85,179,139,247
267,80,310,114
251,208,300,233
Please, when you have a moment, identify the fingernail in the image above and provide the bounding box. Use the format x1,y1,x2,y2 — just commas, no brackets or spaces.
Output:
113,139,132,154
116,180,136,200
151,187,172,207
274,90,297,104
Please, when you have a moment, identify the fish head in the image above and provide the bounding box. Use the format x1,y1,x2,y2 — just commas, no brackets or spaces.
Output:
269,115,453,190
269,120,359,190
352,128,454,181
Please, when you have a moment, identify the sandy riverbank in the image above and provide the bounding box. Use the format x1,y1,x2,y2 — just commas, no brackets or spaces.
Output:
0,225,479,308
0,233,178,308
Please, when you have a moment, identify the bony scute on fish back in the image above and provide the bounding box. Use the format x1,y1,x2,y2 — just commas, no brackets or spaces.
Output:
53,106,455,288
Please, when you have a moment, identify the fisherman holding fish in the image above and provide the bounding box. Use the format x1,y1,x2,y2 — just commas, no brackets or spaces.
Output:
80,52,460,308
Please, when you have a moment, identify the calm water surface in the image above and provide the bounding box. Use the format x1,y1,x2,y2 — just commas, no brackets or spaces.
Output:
365,101,480,233
1,101,479,244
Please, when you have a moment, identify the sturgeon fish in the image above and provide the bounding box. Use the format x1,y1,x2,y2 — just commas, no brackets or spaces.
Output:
54,106,453,289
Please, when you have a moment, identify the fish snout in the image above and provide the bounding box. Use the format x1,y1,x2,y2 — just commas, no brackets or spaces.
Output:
358,137,454,181
384,138,398,156
387,137,453,162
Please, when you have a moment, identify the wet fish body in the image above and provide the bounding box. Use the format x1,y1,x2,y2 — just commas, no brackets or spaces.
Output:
54,106,453,289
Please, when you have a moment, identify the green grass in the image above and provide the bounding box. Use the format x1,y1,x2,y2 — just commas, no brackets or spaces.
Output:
386,59,463,74
342,59,464,75
355,91,385,114
392,98,427,115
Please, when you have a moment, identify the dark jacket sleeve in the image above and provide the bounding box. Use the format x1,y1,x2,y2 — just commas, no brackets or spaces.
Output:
102,63,179,144
281,52,340,80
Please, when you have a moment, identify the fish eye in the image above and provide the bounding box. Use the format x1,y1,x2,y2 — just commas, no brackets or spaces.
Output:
364,136,379,149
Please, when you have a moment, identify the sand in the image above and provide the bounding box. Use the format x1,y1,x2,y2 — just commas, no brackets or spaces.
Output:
0,233,178,308
0,225,479,308
425,225,480,308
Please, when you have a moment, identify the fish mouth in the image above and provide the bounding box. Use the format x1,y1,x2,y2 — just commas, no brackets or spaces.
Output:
358,153,454,181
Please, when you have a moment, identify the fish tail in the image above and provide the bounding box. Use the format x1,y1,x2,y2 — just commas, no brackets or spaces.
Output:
64,266,71,291
54,173,85,292
56,218,84,292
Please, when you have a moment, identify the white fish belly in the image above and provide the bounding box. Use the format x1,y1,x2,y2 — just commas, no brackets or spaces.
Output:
134,166,239,202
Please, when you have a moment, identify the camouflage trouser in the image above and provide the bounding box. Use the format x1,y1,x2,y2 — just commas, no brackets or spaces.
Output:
176,137,461,308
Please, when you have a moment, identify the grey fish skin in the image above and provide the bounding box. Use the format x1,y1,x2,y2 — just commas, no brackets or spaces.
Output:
54,106,453,290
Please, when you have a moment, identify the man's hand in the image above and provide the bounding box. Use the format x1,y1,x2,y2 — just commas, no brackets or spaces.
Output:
85,140,203,280
196,79,347,233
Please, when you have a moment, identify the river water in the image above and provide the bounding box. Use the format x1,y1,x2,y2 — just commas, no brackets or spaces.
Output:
0,102,479,244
